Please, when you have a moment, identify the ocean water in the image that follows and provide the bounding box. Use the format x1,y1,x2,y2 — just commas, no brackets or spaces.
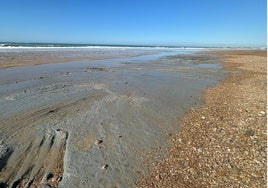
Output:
0,42,211,49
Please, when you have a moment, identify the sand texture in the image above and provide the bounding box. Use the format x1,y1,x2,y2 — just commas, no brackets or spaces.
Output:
137,50,267,187
0,49,226,187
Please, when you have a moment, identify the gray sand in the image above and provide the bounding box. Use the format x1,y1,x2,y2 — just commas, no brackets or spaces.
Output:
0,49,226,187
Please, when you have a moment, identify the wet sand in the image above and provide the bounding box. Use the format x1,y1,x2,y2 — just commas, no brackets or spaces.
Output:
0,48,159,69
0,48,226,187
138,50,267,187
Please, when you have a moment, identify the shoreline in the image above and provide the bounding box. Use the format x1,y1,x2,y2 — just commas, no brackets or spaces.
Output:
137,50,267,187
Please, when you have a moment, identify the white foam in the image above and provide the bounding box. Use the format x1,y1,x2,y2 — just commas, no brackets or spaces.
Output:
0,45,208,50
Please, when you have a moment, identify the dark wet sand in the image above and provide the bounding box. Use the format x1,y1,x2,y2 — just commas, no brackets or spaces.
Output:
138,50,267,187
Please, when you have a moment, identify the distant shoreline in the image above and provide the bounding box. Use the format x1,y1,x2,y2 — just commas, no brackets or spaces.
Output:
0,42,265,49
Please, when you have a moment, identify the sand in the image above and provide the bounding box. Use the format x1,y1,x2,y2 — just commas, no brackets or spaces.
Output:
137,50,267,187
0,49,265,187
0,48,157,69
0,49,226,187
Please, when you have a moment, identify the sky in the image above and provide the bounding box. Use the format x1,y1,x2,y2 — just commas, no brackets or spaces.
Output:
0,0,266,47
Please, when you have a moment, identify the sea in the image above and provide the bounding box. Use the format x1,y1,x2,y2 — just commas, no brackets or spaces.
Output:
0,42,217,49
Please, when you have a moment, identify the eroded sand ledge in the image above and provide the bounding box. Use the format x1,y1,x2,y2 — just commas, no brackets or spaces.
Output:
137,50,267,187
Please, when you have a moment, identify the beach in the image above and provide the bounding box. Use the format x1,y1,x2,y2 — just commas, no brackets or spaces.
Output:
0,47,226,187
0,48,266,187
138,50,267,187
1,0,266,187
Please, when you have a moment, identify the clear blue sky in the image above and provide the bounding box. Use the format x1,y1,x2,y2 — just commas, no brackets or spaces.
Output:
0,0,266,47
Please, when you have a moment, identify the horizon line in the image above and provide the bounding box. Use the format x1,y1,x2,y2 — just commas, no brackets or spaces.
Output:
0,41,266,49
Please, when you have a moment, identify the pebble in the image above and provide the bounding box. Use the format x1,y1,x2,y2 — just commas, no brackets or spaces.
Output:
261,151,266,157
51,177,57,183
101,164,109,170
82,178,88,184
48,109,56,113
254,159,261,164
155,174,161,180
258,111,266,117
245,130,254,137
189,167,195,174
57,176,62,182
197,148,203,153
201,116,206,120
95,140,103,145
